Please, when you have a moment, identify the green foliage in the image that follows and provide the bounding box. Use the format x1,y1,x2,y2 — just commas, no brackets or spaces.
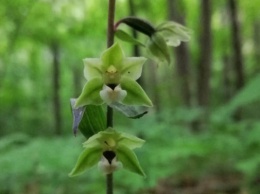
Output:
213,74,260,120
1,114,260,193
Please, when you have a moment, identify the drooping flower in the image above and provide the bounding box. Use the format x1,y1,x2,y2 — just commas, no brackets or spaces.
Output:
69,128,146,177
155,21,191,47
147,21,192,64
114,17,191,65
75,42,153,108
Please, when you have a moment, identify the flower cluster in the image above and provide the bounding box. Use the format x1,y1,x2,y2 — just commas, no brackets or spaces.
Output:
70,16,191,179
70,42,150,177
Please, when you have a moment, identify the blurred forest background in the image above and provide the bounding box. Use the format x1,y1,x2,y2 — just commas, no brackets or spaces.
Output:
1,0,260,193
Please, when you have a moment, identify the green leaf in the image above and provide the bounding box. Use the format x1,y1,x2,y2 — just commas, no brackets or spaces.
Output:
228,74,260,109
101,43,124,70
115,29,145,47
70,99,106,138
75,78,104,108
117,145,146,177
79,105,106,139
116,16,156,37
120,77,153,107
213,74,260,118
109,102,148,119
69,147,102,177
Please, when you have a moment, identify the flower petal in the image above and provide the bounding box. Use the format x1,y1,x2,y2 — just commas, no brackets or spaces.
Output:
101,43,124,70
156,21,192,44
83,132,103,148
75,78,104,108
118,133,145,149
165,37,181,47
100,85,127,105
69,147,102,177
98,154,122,174
160,28,190,43
117,145,146,177
121,77,153,107
83,58,103,81
121,57,146,80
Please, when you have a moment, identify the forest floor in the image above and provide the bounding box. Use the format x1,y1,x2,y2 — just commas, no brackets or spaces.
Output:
141,173,248,194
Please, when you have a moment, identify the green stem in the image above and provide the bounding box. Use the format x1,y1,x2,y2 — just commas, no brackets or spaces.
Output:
106,0,116,194
106,173,113,194
107,0,116,48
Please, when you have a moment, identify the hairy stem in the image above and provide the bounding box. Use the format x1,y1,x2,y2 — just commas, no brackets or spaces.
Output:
106,0,116,194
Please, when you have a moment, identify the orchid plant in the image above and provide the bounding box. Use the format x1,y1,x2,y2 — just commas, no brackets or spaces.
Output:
69,1,191,193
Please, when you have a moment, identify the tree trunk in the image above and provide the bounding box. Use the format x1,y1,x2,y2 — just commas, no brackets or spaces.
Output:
197,0,212,108
72,65,82,97
253,21,260,74
228,0,245,90
192,0,212,132
167,0,192,107
51,42,62,135
228,0,245,120
222,54,233,102
128,0,145,87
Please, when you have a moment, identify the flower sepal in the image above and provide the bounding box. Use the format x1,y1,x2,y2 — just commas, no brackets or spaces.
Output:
69,128,146,177
75,43,152,108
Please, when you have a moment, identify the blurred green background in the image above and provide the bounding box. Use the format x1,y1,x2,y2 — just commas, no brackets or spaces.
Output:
1,0,260,193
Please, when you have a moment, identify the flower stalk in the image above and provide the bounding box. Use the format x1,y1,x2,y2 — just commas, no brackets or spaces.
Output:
107,0,116,193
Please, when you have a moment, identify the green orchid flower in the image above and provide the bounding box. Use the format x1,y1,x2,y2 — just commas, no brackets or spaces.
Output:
155,21,191,47
147,22,192,64
75,43,153,108
69,128,146,177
